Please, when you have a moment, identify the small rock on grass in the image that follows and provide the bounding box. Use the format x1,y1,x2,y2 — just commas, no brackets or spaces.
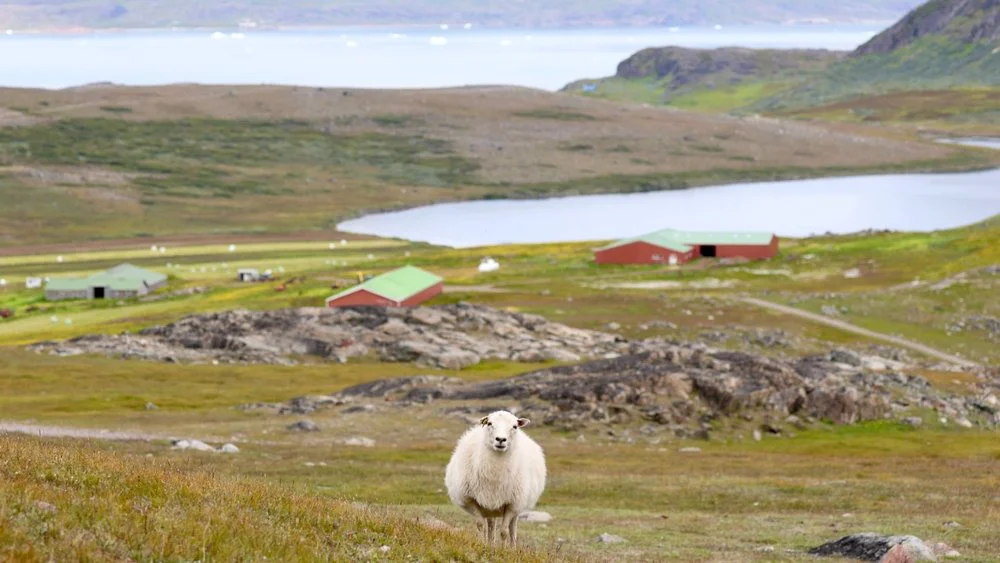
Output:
596,533,627,544
519,511,552,523
287,420,320,432
344,437,376,447
219,443,240,453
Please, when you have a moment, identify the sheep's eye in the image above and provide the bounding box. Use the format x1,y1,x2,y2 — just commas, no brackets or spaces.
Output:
487,422,492,426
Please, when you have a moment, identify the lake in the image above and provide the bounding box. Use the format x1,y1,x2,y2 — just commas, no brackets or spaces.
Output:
3,25,881,90
337,148,1000,247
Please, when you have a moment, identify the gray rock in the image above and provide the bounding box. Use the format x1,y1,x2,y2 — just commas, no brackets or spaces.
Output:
544,348,581,362
902,417,923,428
519,511,553,522
287,420,320,432
808,533,937,561
679,447,701,453
219,443,240,454
344,437,376,447
830,348,863,367
25,303,623,369
596,533,627,544
171,439,215,452
145,402,158,410
435,350,481,370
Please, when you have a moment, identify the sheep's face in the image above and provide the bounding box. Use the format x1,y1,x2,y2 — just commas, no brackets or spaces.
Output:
480,411,529,453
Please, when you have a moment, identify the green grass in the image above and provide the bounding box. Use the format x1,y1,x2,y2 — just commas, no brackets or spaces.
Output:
669,80,797,113
0,118,480,194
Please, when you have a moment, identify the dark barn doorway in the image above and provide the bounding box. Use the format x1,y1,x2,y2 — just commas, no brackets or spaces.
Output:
700,245,717,258
93,287,106,299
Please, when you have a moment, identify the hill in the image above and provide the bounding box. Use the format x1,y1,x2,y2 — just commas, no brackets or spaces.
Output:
756,0,1000,110
1,83,989,247
0,0,923,30
564,0,1000,131
563,46,843,110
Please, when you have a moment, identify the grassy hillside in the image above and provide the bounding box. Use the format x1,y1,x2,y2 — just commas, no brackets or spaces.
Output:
564,0,1000,131
756,0,1000,110
564,46,843,111
757,37,1000,111
0,0,922,30
0,435,552,562
2,84,990,247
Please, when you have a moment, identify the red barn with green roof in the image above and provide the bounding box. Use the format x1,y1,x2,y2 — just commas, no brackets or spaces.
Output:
595,229,778,265
325,265,443,308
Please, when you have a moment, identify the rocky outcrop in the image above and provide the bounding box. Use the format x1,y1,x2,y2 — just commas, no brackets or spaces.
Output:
242,340,1000,434
27,303,625,369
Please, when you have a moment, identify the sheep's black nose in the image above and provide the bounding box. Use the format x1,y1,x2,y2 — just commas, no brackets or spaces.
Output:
495,437,507,444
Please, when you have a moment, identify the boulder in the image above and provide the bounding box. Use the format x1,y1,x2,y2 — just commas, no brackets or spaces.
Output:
808,533,937,561
287,420,320,432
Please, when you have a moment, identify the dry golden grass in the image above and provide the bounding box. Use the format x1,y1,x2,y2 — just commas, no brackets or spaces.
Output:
0,434,560,562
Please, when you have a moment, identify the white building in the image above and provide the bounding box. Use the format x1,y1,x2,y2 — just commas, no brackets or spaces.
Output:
237,268,259,282
25,277,43,289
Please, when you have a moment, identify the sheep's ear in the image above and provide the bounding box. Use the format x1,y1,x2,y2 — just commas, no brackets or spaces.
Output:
516,418,530,428
480,416,490,426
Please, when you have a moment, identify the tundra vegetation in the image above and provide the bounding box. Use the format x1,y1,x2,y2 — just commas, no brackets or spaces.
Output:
0,214,998,561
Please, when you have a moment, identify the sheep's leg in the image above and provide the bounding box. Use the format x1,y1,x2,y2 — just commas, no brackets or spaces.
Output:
507,512,519,547
499,506,518,547
485,517,498,544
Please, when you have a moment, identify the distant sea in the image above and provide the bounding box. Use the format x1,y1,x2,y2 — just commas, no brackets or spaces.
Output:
2,25,882,90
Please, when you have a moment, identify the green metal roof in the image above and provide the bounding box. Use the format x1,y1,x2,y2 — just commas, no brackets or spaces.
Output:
46,263,167,292
598,229,774,252
326,265,442,304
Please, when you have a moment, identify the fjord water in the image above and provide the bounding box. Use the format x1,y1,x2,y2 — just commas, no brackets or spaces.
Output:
1,25,881,90
337,151,1000,247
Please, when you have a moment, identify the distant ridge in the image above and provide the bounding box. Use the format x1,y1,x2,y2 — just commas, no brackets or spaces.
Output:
0,0,923,30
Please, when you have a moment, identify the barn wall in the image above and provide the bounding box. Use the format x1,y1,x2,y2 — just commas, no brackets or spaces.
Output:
45,290,88,301
595,242,694,265
711,238,779,259
401,282,444,306
326,289,399,308
109,289,139,299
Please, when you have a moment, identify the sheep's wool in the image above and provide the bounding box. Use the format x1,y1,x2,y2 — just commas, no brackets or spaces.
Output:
445,411,546,516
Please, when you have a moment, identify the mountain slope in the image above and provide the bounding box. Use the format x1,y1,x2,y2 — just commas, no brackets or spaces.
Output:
563,46,843,109
756,0,1000,109
0,0,922,30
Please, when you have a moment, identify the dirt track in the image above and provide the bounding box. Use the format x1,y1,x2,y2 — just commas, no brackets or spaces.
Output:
741,297,979,368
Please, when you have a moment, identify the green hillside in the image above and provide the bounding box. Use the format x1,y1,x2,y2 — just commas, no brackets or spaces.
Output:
565,0,1000,130
758,0,1000,110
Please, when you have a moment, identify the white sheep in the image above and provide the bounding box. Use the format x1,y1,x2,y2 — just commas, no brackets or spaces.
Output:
444,410,546,546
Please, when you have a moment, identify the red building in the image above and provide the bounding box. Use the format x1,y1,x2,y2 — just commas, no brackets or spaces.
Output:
595,229,778,265
325,265,443,308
